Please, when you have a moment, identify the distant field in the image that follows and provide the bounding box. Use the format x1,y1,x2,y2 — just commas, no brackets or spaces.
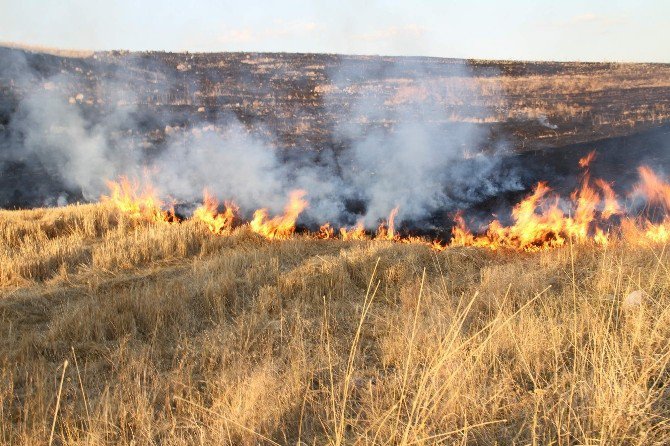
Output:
2,203,670,444
2,46,670,151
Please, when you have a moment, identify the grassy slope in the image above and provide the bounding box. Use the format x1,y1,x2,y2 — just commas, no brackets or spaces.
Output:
1,204,670,445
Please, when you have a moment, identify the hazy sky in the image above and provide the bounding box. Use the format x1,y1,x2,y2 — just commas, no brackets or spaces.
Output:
1,0,668,62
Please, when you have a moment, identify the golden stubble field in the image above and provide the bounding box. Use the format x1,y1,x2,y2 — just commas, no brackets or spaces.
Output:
1,203,670,445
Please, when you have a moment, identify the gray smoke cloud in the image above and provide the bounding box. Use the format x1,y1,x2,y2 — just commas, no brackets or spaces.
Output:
0,49,145,204
13,80,142,200
0,49,524,231
323,58,523,228
151,124,287,214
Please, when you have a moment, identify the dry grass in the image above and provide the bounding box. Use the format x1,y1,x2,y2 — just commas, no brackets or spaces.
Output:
2,204,670,444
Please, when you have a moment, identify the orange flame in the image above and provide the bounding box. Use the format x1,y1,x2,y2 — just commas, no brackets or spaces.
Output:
250,190,308,240
621,218,670,244
565,176,599,242
376,207,400,240
340,221,367,240
450,163,670,250
593,228,608,245
634,166,670,209
451,179,610,251
317,223,335,239
624,166,670,244
192,190,237,234
578,150,597,168
102,176,176,223
100,158,670,251
594,179,621,219
450,212,479,247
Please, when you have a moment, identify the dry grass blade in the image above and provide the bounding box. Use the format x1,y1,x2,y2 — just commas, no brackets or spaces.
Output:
334,257,380,445
173,397,282,446
48,360,68,446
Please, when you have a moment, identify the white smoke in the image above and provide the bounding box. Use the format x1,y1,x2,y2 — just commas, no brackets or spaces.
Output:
14,82,141,200
150,124,287,214
324,58,523,227
1,49,525,231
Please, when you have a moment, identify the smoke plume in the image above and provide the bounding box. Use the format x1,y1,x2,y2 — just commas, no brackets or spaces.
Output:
0,48,525,231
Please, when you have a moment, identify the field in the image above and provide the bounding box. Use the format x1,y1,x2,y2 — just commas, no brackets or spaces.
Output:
2,203,670,444
3,44,670,445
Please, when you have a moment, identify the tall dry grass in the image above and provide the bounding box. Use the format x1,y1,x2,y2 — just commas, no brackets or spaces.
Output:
1,204,670,444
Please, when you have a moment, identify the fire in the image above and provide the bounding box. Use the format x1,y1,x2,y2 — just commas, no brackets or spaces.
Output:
594,179,621,219
624,166,670,244
621,218,670,244
578,150,596,168
430,240,446,251
317,223,335,239
375,207,399,240
451,179,610,251
340,221,367,240
594,228,609,245
451,182,572,251
192,190,237,234
249,190,308,240
565,176,599,242
450,212,479,247
451,161,670,250
101,154,670,251
102,176,176,223
634,166,670,209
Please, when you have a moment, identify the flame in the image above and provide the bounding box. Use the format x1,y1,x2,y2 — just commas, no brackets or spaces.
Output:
624,166,670,244
594,179,621,219
430,240,446,251
621,218,670,244
376,207,399,241
317,223,335,239
102,176,176,223
450,162,670,250
477,182,569,251
634,166,670,209
450,212,479,247
250,190,308,240
578,150,596,168
340,221,367,241
451,179,607,251
100,155,670,251
565,176,599,242
642,223,670,243
192,190,237,234
594,227,609,245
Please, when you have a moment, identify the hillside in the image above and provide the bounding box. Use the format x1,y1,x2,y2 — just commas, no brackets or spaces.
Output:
2,46,670,151
2,46,670,213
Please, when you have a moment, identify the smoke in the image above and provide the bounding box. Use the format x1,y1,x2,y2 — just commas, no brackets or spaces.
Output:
151,124,287,213
0,48,147,204
13,81,142,199
323,58,523,227
0,48,525,232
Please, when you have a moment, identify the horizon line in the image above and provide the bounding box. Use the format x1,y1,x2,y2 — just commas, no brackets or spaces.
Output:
1,40,668,66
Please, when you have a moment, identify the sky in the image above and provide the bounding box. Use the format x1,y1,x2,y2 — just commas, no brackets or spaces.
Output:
0,0,668,62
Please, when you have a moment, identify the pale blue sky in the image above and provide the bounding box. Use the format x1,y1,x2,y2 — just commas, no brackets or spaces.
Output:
1,0,668,62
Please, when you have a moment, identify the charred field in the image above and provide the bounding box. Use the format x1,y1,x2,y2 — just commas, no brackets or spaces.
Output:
2,46,670,444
